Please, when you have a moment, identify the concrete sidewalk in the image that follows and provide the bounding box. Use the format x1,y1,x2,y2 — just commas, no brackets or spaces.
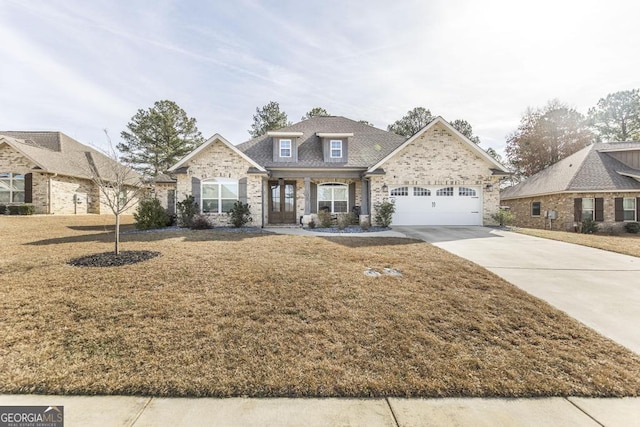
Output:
2,394,639,426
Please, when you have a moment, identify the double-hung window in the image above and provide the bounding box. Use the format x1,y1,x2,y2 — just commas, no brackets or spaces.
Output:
318,183,348,213
531,201,541,217
202,178,238,213
0,172,25,203
330,140,342,158
623,197,637,221
279,139,292,158
581,198,594,221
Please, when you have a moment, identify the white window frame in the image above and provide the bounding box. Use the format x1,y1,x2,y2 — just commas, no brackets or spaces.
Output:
623,197,637,221
458,187,477,197
201,178,238,214
391,187,408,196
279,139,292,158
531,201,541,217
318,183,348,213
330,140,342,158
436,187,454,196
0,172,25,203
582,198,595,221
413,187,430,196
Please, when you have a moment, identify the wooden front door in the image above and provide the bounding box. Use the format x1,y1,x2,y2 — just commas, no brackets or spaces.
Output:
269,181,296,224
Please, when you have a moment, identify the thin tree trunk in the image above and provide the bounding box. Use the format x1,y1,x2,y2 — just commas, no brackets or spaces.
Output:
115,213,120,255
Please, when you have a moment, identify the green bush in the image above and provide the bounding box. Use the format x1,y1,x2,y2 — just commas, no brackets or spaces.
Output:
624,222,640,234
307,219,316,229
491,208,515,226
374,200,396,227
581,219,599,234
317,210,333,228
227,201,252,228
134,198,172,230
0,204,35,215
177,195,199,227
190,214,212,229
336,213,354,230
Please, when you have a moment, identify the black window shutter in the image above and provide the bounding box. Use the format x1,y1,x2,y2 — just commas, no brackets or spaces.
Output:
310,183,317,213
238,177,248,204
637,197,640,221
349,182,356,211
614,198,624,222
573,198,582,221
595,197,604,222
24,173,33,203
191,177,201,212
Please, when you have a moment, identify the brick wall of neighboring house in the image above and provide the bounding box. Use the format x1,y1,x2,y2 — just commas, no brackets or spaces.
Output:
503,192,640,232
153,182,177,214
370,123,501,226
49,174,99,214
176,141,261,226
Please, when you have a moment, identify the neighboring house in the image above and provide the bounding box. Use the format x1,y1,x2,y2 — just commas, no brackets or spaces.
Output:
0,131,143,214
501,142,640,232
168,116,508,227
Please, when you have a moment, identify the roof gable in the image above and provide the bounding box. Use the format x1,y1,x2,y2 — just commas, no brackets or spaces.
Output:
367,117,507,173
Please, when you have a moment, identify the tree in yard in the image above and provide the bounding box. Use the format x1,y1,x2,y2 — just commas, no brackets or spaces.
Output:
450,119,481,144
87,131,147,255
505,99,594,179
486,147,503,164
587,89,640,142
302,107,330,120
249,101,290,138
387,107,434,137
118,100,203,177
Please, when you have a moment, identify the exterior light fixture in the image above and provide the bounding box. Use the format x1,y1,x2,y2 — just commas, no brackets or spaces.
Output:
381,183,388,193
485,183,494,192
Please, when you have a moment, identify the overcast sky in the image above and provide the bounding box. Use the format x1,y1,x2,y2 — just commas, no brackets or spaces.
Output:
1,0,639,157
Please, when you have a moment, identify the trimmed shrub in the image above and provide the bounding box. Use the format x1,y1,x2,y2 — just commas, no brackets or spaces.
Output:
317,210,333,228
190,214,212,229
227,201,252,228
581,219,599,234
134,198,171,230
177,196,199,227
491,208,515,226
336,213,354,230
374,200,395,228
307,219,316,229
624,222,640,234
0,204,35,215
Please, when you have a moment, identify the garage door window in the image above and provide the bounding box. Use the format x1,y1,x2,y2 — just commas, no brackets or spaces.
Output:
413,187,430,196
390,187,408,196
458,187,476,197
436,187,454,196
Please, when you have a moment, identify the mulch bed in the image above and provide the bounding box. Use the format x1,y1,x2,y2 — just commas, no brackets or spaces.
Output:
68,250,161,267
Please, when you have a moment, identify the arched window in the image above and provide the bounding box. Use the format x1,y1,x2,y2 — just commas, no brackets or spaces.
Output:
390,187,408,196
436,187,454,196
202,178,238,213
458,187,477,197
0,173,25,203
413,187,430,196
318,183,348,213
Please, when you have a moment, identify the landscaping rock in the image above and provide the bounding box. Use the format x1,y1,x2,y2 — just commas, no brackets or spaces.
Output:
68,251,161,267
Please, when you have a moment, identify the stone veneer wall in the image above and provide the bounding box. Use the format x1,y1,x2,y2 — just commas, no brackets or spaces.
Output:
176,141,261,226
370,123,501,226
503,192,640,232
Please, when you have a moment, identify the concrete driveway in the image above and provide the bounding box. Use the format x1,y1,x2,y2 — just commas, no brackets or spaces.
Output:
395,226,640,355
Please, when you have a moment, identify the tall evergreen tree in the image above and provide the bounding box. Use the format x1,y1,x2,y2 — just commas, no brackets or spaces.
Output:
249,101,290,138
302,107,330,120
118,100,203,176
588,89,640,141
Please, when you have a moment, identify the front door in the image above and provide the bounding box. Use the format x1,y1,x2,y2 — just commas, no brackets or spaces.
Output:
269,181,296,224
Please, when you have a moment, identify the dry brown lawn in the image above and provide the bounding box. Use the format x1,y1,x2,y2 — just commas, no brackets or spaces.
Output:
1,215,640,398
516,228,640,258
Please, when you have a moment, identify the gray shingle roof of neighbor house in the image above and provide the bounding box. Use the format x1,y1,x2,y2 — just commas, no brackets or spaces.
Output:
236,116,408,168
501,142,640,200
0,131,142,185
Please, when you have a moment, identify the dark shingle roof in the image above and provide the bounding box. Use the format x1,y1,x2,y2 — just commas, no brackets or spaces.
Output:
501,142,640,199
236,116,407,168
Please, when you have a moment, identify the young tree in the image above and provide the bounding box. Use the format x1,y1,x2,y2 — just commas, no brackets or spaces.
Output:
588,89,640,142
248,101,290,137
118,100,203,177
302,107,330,120
505,100,593,178
86,131,147,255
450,119,481,144
387,107,434,137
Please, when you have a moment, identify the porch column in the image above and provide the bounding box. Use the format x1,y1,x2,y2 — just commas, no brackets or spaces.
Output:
304,177,311,215
360,178,369,215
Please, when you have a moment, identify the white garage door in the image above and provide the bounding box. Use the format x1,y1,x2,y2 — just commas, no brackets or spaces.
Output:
390,186,482,226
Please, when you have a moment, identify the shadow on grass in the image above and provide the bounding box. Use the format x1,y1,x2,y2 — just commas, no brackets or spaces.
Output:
67,224,137,232
320,236,425,248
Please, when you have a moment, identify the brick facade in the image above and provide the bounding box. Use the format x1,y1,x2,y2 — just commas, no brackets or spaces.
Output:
503,192,640,232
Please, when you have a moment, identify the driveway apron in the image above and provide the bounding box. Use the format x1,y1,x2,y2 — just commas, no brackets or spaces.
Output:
396,226,640,355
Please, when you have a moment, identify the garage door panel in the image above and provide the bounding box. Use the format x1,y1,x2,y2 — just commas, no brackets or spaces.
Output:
390,186,481,226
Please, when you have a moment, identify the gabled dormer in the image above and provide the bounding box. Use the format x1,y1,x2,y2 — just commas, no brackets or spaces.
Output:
317,132,353,163
268,131,303,162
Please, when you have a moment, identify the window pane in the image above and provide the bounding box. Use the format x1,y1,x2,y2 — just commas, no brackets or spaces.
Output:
414,187,430,196
459,187,476,196
334,201,348,212
12,191,25,203
13,178,25,192
582,210,593,221
333,187,347,200
221,199,235,213
0,178,10,191
0,192,9,203
436,187,453,196
532,202,541,216
582,198,594,209
391,187,408,196
318,201,331,211
623,198,635,210
221,183,238,199
202,184,218,199
624,210,636,221
202,199,218,213
318,187,333,201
